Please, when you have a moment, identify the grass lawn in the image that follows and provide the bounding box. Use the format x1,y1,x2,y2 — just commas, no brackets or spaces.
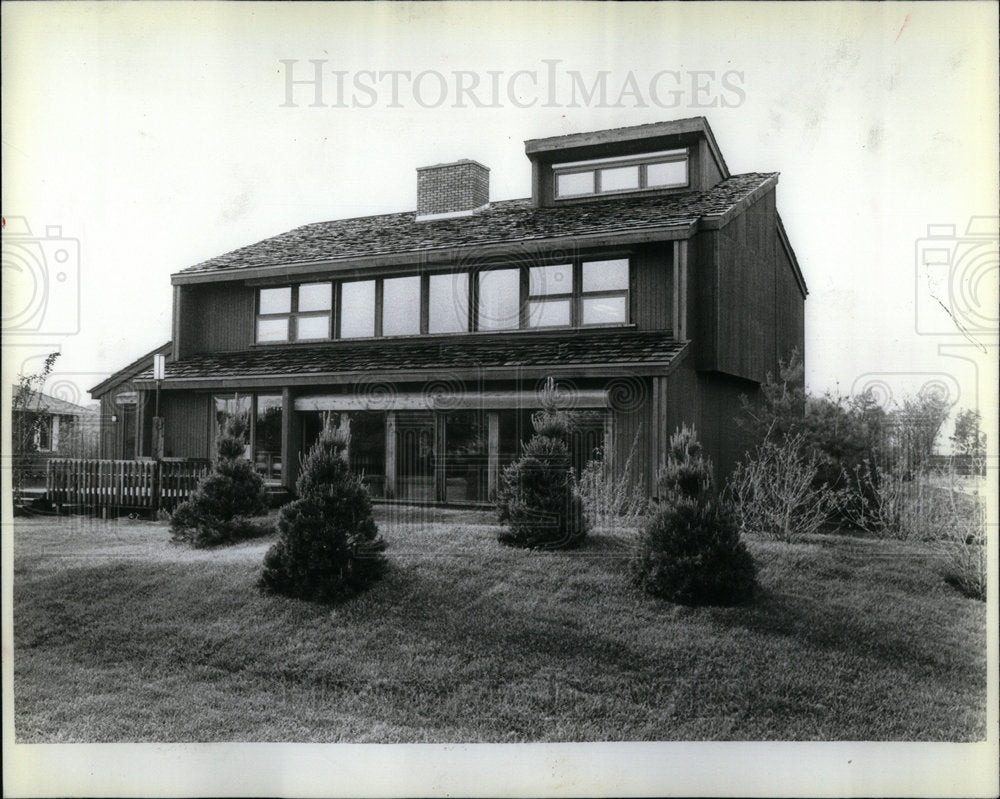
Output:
12,505,987,742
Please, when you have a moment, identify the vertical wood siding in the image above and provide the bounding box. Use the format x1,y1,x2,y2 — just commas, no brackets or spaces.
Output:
692,187,802,386
631,244,673,331
775,235,806,367
610,379,652,496
162,392,211,459
179,282,254,355
99,378,143,459
713,191,777,383
694,370,758,483
697,138,726,191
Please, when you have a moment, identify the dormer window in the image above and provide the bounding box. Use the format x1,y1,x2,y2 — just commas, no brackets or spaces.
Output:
553,149,688,199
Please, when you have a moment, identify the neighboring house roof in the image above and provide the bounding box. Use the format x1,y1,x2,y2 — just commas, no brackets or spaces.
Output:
89,341,173,398
173,172,779,281
133,329,688,388
14,389,97,417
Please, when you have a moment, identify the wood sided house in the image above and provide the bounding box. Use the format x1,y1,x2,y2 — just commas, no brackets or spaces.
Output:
13,389,100,491
89,117,806,506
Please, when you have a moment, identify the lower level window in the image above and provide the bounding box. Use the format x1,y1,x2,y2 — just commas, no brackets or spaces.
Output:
254,395,283,481
213,393,283,482
301,410,386,497
213,395,251,457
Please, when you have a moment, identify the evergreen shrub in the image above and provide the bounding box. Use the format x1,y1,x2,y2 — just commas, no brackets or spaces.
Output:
631,425,756,605
258,428,386,602
170,417,270,548
496,405,586,549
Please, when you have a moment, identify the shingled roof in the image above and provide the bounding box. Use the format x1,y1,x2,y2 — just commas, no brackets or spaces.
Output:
175,172,778,278
135,329,687,387
14,389,97,417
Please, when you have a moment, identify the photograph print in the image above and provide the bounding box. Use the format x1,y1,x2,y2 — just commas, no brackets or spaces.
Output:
2,2,997,797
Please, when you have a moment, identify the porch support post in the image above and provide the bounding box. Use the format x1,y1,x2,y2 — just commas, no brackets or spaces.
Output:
385,411,397,499
135,390,147,459
650,376,662,498
487,411,499,499
281,387,301,493
672,240,688,340
434,412,447,503
678,239,688,340
603,410,613,478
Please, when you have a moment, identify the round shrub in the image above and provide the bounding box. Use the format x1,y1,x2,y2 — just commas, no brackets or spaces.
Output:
496,407,586,549
170,419,269,548
258,428,386,603
631,424,756,605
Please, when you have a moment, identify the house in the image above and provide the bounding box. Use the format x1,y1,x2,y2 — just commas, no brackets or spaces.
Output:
93,117,806,504
12,388,100,487
90,342,173,460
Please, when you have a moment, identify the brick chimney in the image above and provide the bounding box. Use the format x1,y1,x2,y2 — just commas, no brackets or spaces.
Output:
415,159,489,221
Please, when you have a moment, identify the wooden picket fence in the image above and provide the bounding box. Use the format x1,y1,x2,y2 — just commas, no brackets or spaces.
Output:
46,458,211,514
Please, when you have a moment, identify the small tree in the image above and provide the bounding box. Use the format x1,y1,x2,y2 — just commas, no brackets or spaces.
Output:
631,425,756,605
11,352,60,506
887,393,950,474
258,427,386,602
950,408,986,471
170,416,270,547
496,399,587,549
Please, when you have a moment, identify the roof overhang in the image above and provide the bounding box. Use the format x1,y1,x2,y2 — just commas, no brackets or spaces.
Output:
697,174,780,230
294,388,611,413
132,350,689,392
89,341,173,398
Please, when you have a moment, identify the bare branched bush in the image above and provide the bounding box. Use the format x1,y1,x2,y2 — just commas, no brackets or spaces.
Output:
840,461,906,537
725,434,839,541
842,458,986,600
577,426,650,531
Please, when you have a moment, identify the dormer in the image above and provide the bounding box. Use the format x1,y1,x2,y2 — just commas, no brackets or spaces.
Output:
524,116,730,207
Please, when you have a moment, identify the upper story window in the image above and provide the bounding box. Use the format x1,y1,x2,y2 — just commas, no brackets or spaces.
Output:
254,256,629,344
480,257,630,329
339,279,376,339
382,275,422,336
527,263,573,328
256,283,331,342
429,272,470,334
477,268,521,331
581,259,629,325
553,149,688,199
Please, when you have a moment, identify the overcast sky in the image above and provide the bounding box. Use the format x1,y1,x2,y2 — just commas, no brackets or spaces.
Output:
3,2,997,427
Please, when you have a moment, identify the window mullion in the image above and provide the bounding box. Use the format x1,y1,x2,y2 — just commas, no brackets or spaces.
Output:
333,282,341,339
374,278,384,338
420,273,429,335
519,268,528,329
572,261,582,326
470,271,479,332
